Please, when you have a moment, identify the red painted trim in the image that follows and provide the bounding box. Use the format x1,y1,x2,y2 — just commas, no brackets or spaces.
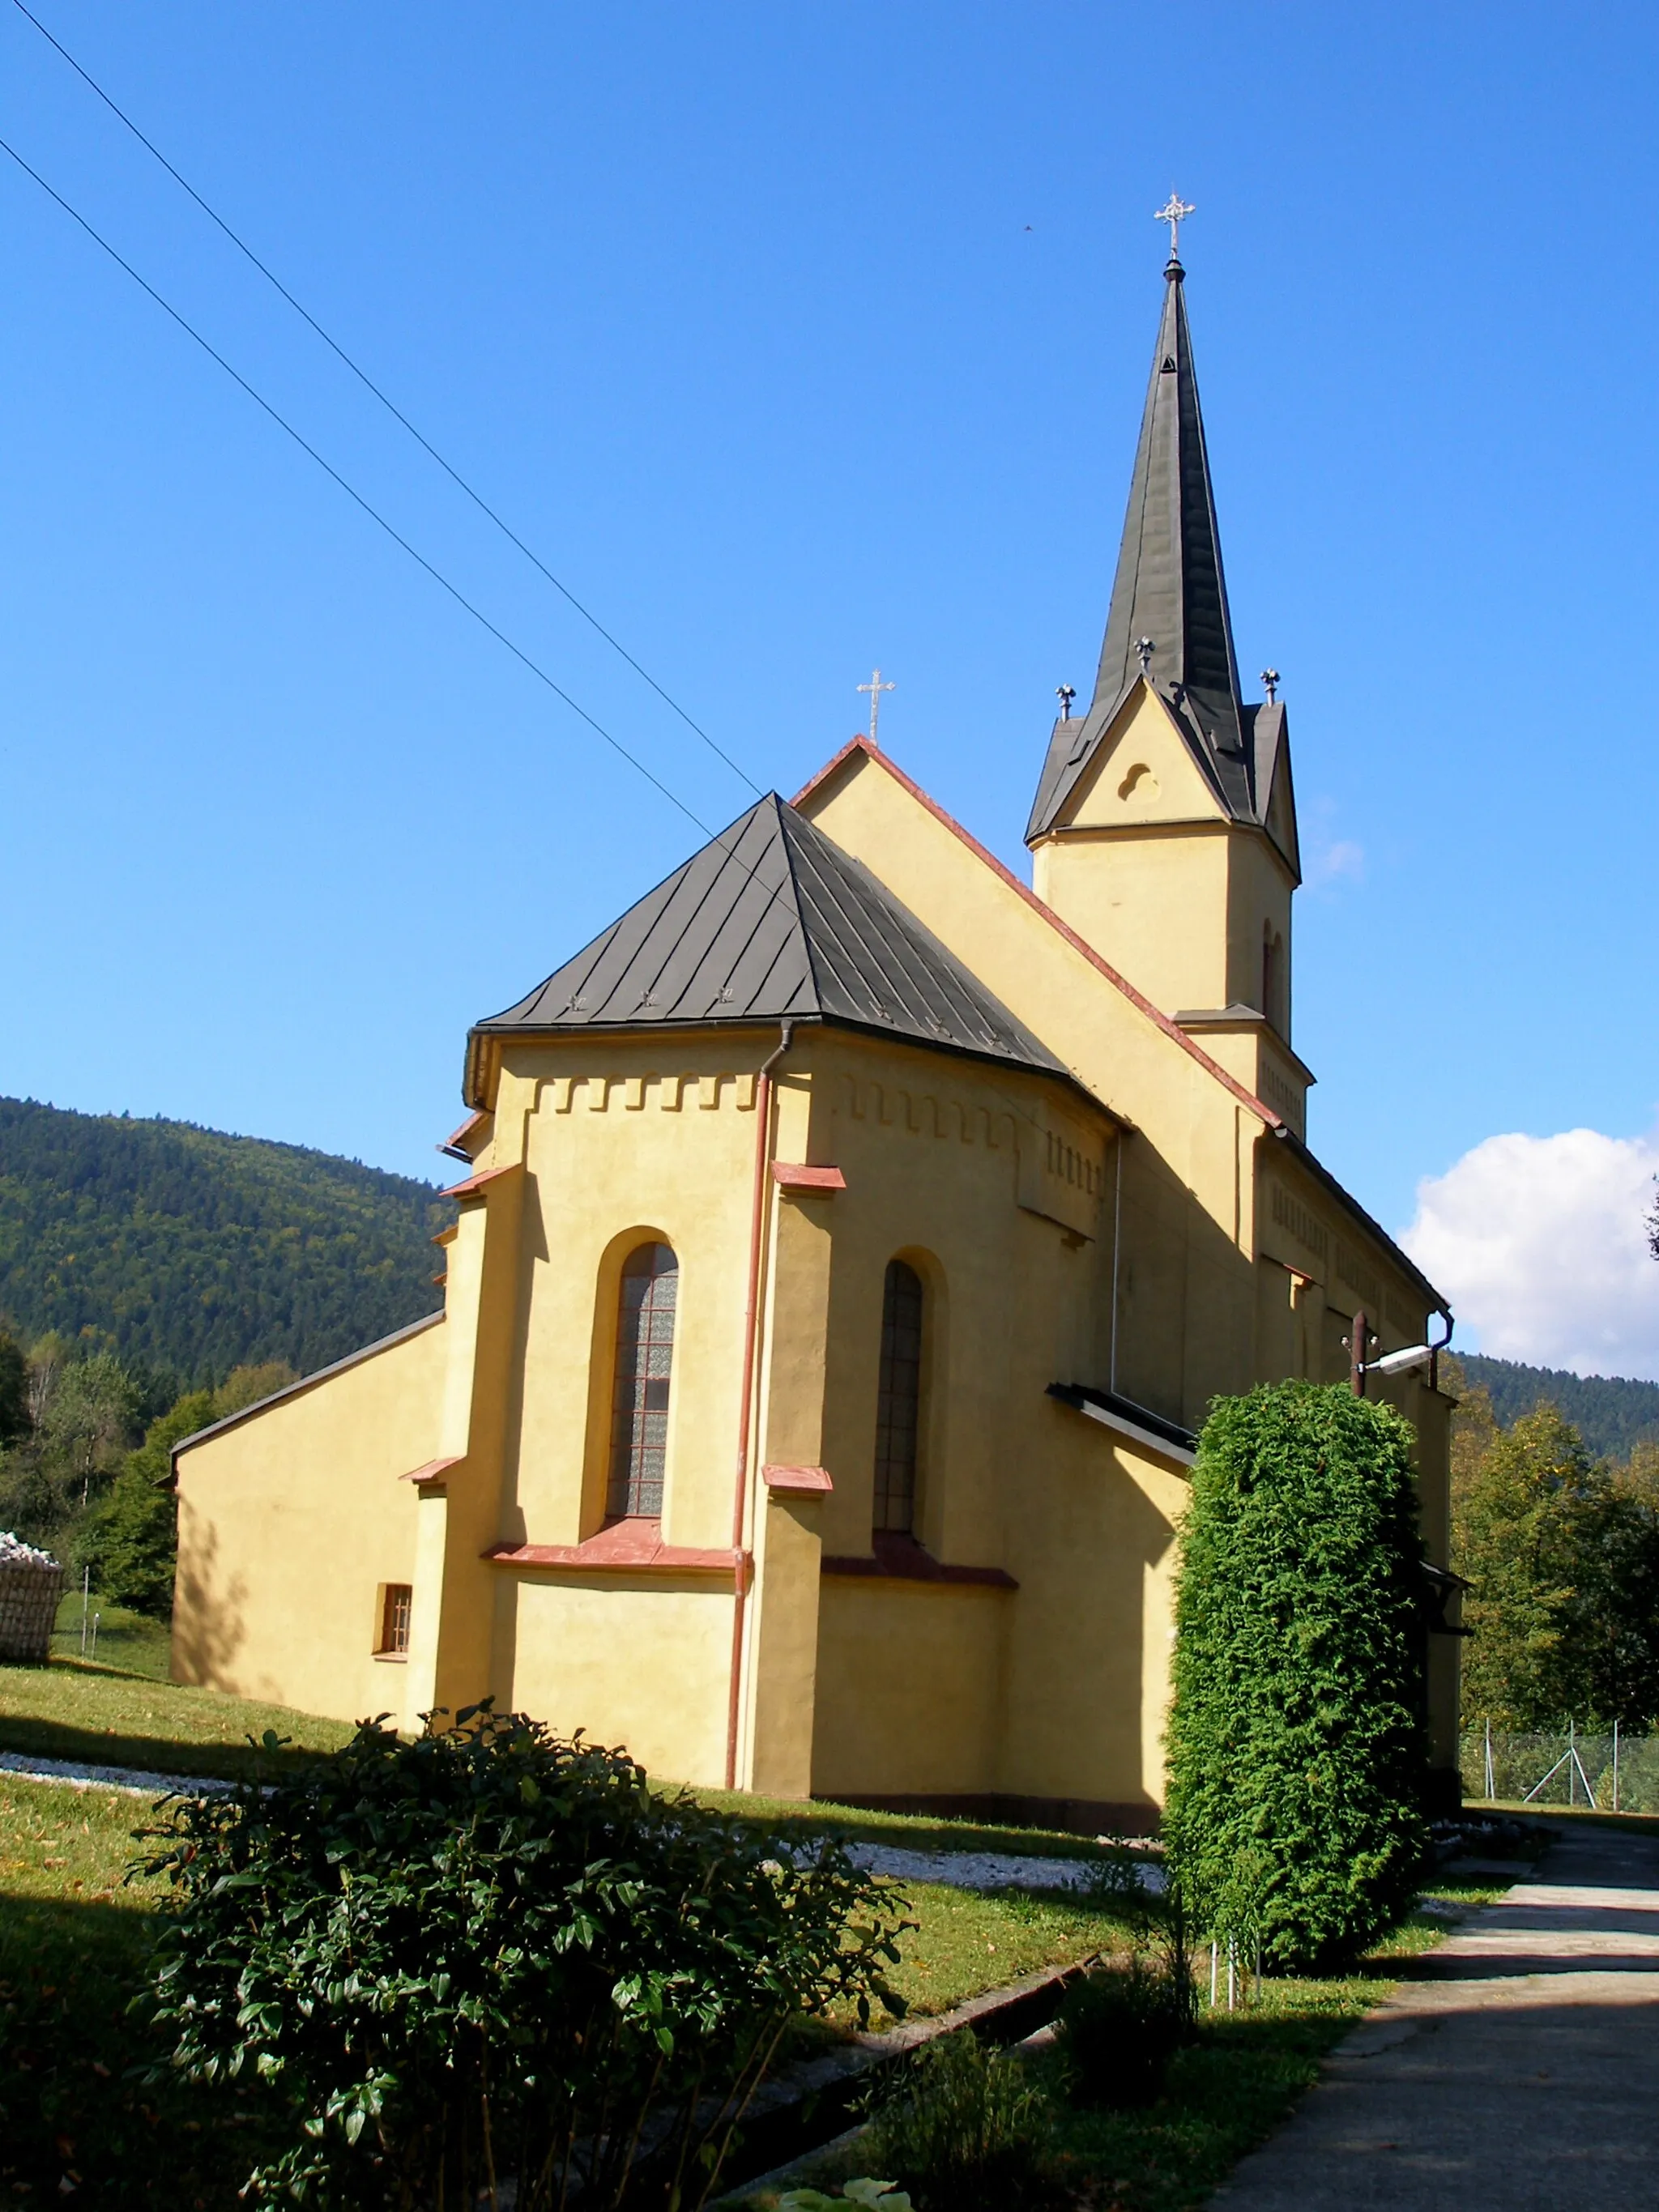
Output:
400,1455,463,1485
791,737,1282,1132
762,1463,834,1493
440,1160,520,1200
484,1518,742,1576
441,1109,491,1157
822,1530,1017,1589
770,1161,847,1191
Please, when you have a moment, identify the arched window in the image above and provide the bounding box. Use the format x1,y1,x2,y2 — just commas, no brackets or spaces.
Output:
873,1259,923,1534
608,1242,678,1519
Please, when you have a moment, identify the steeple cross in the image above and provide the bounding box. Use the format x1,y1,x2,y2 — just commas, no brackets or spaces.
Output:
1154,191,1195,260
857,668,895,745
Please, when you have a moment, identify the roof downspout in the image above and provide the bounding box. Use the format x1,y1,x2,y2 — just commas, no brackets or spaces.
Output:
1109,1134,1124,1396
725,1019,795,1791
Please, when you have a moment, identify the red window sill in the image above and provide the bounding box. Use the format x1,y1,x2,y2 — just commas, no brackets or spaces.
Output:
484,1518,742,1577
821,1531,1017,1590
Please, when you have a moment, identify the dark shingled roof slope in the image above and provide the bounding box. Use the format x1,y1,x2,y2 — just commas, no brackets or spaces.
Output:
1029,257,1273,846
469,794,1068,1084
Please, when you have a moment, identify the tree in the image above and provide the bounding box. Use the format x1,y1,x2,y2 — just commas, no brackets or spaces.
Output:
41,1353,141,1507
215,1361,296,1415
1456,1403,1659,1728
0,1332,28,1449
1162,1381,1427,1972
83,1391,216,1618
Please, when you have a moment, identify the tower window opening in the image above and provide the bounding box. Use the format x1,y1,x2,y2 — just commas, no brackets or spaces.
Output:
608,1241,679,1519
873,1259,924,1535
1262,925,1286,1033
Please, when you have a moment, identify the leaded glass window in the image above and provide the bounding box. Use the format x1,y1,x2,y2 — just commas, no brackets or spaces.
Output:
873,1259,923,1533
608,1242,679,1519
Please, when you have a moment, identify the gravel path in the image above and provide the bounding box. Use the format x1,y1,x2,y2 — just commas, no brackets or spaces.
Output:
849,1843,1162,1894
0,1749,232,1796
0,1753,1160,1894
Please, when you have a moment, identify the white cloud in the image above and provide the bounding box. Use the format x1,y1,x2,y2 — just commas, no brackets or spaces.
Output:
1401,1127,1659,1381
1304,837,1366,890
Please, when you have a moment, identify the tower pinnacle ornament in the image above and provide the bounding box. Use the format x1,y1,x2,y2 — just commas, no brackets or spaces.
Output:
1154,191,1195,262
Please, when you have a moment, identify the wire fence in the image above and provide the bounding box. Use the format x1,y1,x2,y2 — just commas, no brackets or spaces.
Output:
1461,1723,1659,1813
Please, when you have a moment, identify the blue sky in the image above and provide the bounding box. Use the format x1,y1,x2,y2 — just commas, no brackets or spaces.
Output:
3,4,1656,1362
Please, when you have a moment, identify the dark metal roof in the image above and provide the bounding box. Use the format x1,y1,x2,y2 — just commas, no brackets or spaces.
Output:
468,794,1070,1089
1029,259,1272,844
1047,1381,1197,1455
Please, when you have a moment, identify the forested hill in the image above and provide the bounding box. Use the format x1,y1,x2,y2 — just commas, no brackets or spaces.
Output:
1456,1352,1659,1460
0,1097,452,1387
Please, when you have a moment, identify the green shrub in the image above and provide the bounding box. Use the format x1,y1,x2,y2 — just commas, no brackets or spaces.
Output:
134,1705,909,2209
1053,1958,1188,2108
1163,1381,1429,1972
779,2181,911,2212
864,2032,1056,2212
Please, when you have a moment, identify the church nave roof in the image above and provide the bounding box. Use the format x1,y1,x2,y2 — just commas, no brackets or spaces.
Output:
468,793,1068,1087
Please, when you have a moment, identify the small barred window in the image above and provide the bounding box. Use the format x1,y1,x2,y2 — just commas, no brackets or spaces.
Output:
378,1582,412,1656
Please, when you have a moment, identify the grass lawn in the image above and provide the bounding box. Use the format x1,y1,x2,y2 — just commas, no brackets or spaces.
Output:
0,1776,283,2205
689,1785,1132,1864
0,1658,356,1783
838,1885,1125,2027
49,1593,173,1681
1,1659,1136,1864
1473,1799,1659,1834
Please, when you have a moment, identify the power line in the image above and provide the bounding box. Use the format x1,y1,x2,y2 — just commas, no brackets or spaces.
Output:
0,130,725,843
5,130,1067,1149
10,0,761,799
1,127,834,984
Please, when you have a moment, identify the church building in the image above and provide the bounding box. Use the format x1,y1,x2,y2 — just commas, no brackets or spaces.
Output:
173,245,1461,1828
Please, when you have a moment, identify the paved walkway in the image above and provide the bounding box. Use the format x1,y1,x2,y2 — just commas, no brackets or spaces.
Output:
1215,1820,1659,2209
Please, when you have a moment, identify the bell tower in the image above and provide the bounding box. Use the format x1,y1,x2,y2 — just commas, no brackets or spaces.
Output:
1026,235,1311,1132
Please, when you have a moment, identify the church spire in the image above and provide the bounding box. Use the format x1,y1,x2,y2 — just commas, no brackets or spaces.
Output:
1027,237,1258,842
1094,250,1243,729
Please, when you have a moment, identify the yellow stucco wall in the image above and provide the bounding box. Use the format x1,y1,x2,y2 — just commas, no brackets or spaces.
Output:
501,1574,733,1782
173,1315,446,1728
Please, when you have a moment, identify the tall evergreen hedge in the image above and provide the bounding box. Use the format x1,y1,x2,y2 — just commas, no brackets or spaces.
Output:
1163,1381,1429,1971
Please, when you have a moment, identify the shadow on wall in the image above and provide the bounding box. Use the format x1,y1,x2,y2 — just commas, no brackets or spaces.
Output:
170,1519,249,1691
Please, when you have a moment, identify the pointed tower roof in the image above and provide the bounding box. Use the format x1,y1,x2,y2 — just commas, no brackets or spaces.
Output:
1028,253,1265,842
465,794,1068,1104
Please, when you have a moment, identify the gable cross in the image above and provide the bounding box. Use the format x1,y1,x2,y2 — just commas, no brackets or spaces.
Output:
858,668,895,746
